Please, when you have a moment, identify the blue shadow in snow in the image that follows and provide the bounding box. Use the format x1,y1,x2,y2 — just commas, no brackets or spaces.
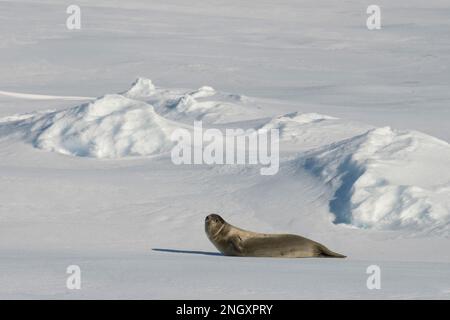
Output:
304,155,364,225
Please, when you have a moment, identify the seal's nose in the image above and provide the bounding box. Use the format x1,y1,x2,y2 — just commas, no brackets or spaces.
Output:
205,215,210,222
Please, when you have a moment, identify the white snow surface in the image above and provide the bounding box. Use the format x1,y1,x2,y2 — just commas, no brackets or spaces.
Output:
0,0,450,299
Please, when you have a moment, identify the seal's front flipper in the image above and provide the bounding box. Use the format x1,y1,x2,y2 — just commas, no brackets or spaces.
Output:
228,235,243,256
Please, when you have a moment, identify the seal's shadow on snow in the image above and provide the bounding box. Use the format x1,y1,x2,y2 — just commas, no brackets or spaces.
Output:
152,248,222,256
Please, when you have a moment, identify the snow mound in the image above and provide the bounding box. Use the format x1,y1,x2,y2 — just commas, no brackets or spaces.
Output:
273,112,337,125
0,78,270,157
302,127,450,235
124,77,156,98
188,86,217,99
258,111,366,151
261,112,337,133
22,94,176,158
121,78,263,124
157,88,261,123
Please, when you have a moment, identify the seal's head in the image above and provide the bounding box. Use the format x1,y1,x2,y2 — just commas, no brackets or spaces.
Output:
205,214,225,238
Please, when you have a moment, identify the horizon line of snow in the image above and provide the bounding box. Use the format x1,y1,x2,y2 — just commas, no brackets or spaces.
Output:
0,90,94,101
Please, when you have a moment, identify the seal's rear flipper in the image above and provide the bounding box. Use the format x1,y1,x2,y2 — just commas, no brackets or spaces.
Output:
319,246,347,258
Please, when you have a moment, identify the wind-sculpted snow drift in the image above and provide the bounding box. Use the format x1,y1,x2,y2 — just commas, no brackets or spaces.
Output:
1,78,449,236
302,127,450,235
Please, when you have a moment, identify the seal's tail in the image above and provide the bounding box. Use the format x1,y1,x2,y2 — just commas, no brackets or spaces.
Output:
319,245,346,258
